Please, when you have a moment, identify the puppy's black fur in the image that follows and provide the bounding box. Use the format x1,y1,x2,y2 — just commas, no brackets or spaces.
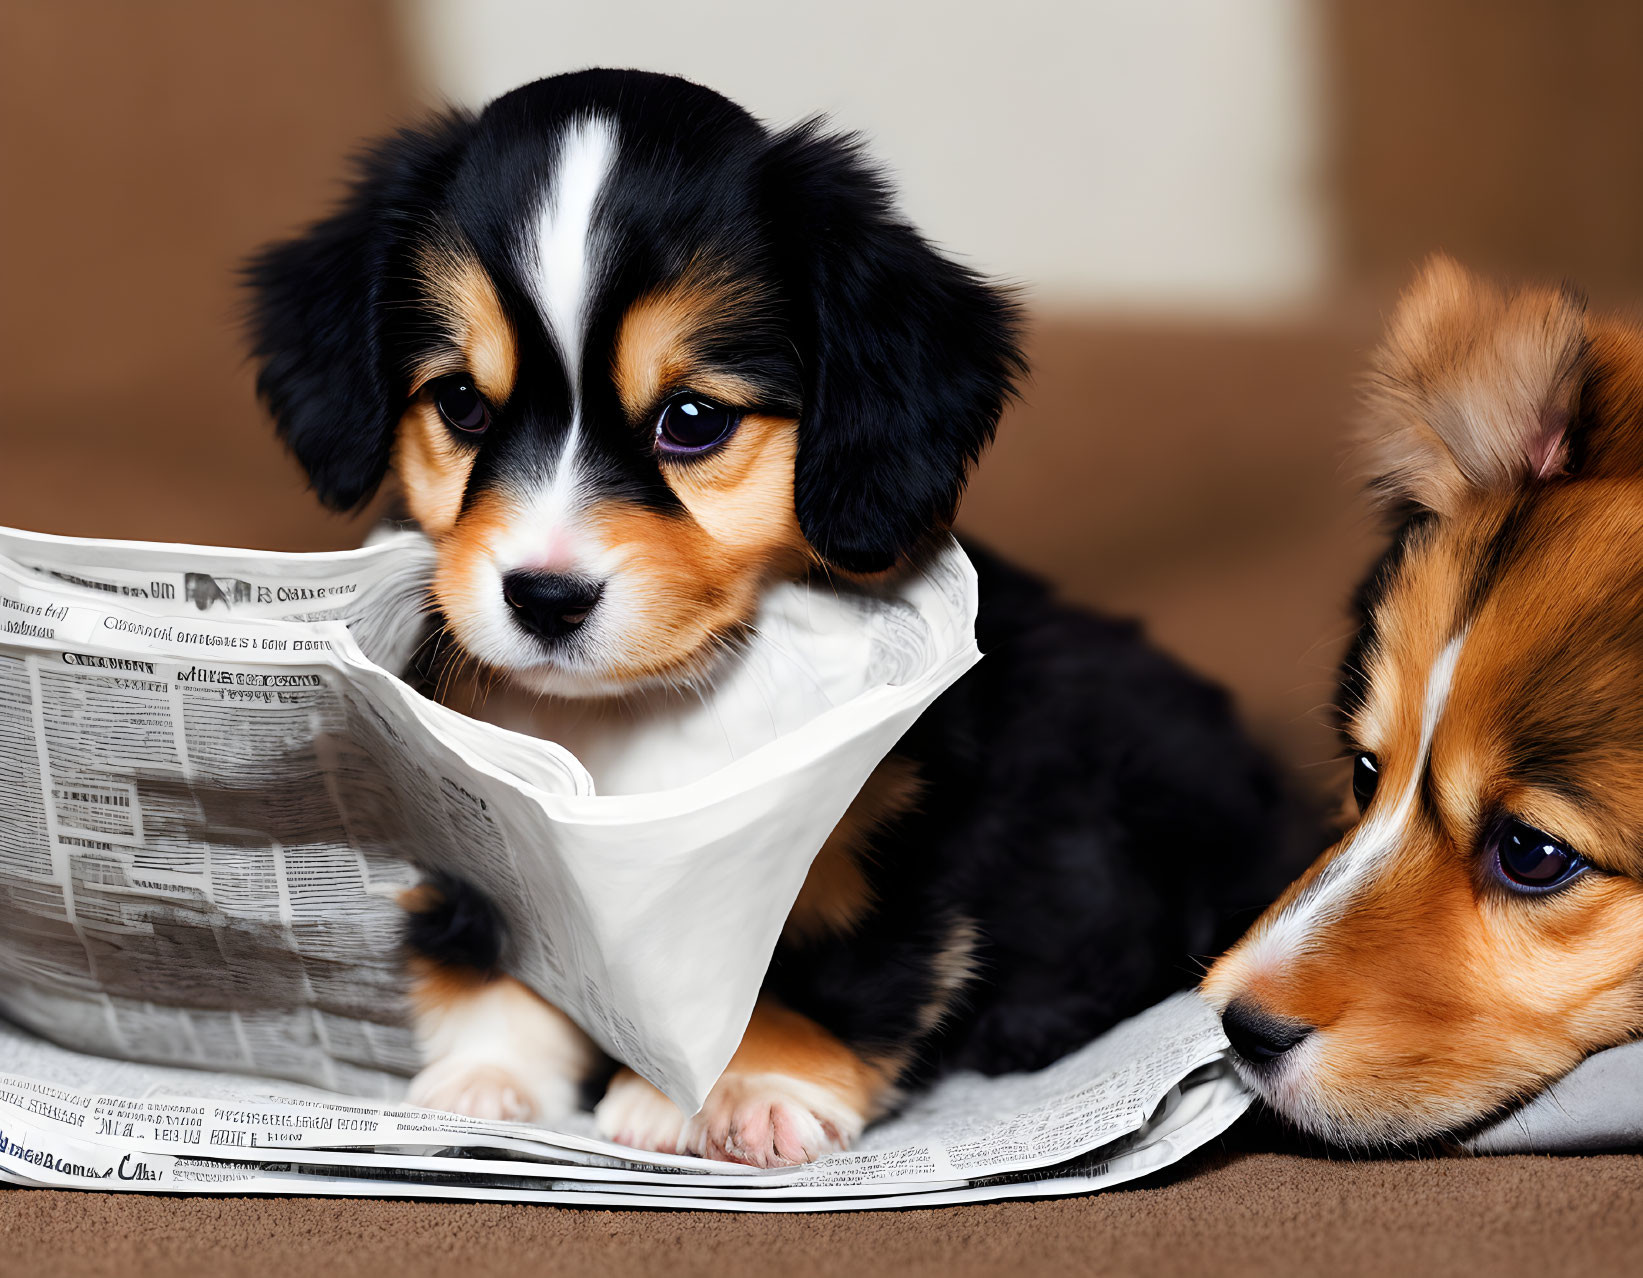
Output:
770,541,1300,1078
247,113,476,511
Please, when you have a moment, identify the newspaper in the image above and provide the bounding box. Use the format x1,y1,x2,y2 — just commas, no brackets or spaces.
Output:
0,521,1257,1206
0,992,1253,1209
0,523,983,1112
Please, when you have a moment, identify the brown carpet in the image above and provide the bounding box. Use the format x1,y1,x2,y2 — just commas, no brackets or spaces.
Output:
5,1148,1641,1278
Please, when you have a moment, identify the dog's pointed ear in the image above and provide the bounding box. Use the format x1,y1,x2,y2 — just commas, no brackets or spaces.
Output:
1362,254,1588,517
760,122,1025,573
244,112,473,510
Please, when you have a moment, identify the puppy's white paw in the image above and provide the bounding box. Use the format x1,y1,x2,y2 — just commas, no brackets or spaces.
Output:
406,1055,576,1124
593,1068,687,1153
404,971,595,1126
681,1072,864,1168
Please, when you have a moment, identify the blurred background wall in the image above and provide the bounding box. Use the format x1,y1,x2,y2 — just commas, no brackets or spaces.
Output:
407,0,1329,312
5,0,1642,796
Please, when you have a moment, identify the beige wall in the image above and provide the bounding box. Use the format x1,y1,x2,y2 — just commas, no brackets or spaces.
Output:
406,0,1329,313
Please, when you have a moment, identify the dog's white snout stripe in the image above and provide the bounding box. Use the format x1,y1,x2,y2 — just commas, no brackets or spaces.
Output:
1247,631,1468,966
526,114,618,495
461,117,621,678
530,115,617,389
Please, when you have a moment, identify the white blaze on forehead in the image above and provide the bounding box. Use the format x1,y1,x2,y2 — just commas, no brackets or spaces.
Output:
502,114,619,571
1244,630,1469,968
529,114,618,387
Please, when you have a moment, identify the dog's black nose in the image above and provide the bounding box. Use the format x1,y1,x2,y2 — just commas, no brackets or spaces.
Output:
502,571,603,641
1222,998,1312,1065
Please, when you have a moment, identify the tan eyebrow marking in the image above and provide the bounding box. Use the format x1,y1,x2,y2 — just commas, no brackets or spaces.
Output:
415,239,518,403
393,402,477,536
612,263,766,420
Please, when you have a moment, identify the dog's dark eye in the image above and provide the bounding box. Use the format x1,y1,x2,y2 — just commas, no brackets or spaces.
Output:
1489,818,1588,893
1351,753,1379,812
655,395,738,456
431,375,490,435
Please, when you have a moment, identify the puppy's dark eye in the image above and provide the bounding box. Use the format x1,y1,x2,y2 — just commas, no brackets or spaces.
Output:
1489,818,1588,893
431,375,490,435
1351,753,1379,812
655,395,738,456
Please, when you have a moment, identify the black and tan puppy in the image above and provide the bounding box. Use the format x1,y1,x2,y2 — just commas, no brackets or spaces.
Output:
248,69,1292,1166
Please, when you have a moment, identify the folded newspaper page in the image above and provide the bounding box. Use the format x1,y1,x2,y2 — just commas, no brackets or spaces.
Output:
0,991,1253,1209
0,523,979,1112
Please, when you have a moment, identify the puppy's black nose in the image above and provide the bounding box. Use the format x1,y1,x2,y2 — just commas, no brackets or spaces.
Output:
1222,998,1312,1065
501,571,603,641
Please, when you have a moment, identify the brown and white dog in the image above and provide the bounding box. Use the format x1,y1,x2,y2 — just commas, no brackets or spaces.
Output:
1205,255,1643,1146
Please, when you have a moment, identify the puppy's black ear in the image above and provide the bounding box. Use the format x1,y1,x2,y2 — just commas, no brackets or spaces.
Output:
761,122,1025,574
245,113,473,510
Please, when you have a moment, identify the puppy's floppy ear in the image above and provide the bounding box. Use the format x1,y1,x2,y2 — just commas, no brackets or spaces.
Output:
760,122,1024,573
245,112,473,510
1362,254,1588,517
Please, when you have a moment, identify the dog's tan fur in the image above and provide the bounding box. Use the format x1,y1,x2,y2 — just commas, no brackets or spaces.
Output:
611,264,768,421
